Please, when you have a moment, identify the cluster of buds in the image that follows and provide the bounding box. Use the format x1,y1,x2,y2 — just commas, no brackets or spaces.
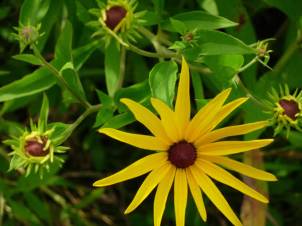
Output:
265,86,302,136
12,23,43,52
88,0,143,46
4,95,68,177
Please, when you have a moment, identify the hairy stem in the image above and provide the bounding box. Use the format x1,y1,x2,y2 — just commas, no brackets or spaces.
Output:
32,45,91,109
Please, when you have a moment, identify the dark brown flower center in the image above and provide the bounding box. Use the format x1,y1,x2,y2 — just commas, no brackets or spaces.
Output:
168,141,197,168
105,6,127,30
25,137,49,157
279,99,299,120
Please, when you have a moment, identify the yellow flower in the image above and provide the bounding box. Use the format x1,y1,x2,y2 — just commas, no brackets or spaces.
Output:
94,58,276,226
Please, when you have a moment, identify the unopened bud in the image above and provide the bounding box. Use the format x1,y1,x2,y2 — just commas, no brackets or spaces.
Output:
279,99,299,120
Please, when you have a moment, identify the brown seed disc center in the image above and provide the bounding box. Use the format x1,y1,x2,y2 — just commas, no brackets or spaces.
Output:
168,141,197,168
279,99,299,120
105,6,127,30
25,137,49,157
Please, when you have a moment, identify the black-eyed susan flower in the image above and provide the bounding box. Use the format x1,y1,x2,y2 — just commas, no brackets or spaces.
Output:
4,95,68,177
266,85,302,136
94,58,276,226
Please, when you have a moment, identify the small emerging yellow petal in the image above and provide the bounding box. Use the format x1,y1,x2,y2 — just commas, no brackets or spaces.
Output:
99,128,169,151
186,168,207,221
201,155,277,181
151,98,181,142
125,163,171,214
175,57,190,135
93,153,167,187
197,160,268,203
190,165,242,226
154,166,176,226
121,98,171,145
185,88,231,142
195,121,269,146
198,139,274,156
174,169,188,226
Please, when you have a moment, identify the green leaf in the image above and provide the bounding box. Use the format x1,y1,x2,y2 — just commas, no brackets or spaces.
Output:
38,94,49,132
162,10,238,32
0,67,56,103
12,54,42,65
7,200,40,224
287,131,302,148
96,90,114,106
170,18,187,34
103,111,135,129
48,122,71,145
55,21,73,64
93,107,115,128
114,80,151,110
37,0,63,50
19,0,42,25
149,61,178,107
24,192,51,224
75,189,104,209
105,40,120,96
73,40,99,71
194,30,256,55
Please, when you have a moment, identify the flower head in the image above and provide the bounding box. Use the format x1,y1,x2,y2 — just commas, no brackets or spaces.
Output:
12,23,42,53
4,95,68,177
266,85,302,136
88,0,143,46
94,58,276,226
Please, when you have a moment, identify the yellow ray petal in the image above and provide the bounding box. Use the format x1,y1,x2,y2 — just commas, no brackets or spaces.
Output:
93,153,167,187
201,155,277,181
198,139,274,156
99,128,169,151
186,168,207,221
174,169,188,226
189,165,242,226
154,166,176,226
185,88,231,142
151,98,181,142
175,57,190,134
121,98,171,145
197,159,268,203
207,97,248,132
125,163,171,214
195,121,269,146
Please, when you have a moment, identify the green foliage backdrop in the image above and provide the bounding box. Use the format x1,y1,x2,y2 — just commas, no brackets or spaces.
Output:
0,0,302,225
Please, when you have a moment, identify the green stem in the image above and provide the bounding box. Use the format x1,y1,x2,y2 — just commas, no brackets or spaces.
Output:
274,31,302,73
32,45,91,109
118,46,126,89
238,57,258,73
41,187,67,207
127,44,177,58
235,75,271,110
54,104,102,145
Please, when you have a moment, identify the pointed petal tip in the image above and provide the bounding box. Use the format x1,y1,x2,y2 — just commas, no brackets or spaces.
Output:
120,98,130,104
92,180,104,187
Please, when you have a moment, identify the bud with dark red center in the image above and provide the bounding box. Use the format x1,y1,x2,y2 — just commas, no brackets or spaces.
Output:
25,137,49,157
168,141,197,168
105,5,127,30
279,99,300,120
